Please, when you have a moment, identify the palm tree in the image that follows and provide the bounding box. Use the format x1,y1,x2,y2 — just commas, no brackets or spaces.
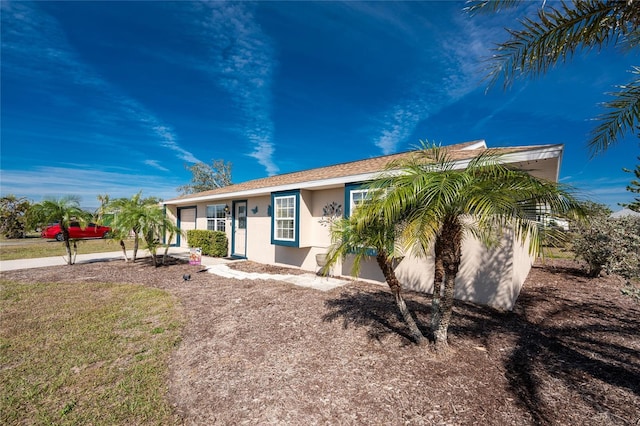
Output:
29,196,91,265
359,143,583,351
467,0,640,155
138,203,182,267
323,213,427,345
104,192,161,262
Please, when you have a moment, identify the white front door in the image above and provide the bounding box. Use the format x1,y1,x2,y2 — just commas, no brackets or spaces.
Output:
232,201,247,258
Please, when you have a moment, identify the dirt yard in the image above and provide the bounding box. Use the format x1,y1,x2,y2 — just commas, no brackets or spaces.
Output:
2,258,639,425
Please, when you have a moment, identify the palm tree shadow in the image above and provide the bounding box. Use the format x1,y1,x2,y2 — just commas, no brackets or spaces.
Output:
322,288,430,345
504,292,640,424
451,281,640,424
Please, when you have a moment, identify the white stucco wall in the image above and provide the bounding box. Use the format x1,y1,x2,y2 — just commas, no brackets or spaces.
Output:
243,196,275,263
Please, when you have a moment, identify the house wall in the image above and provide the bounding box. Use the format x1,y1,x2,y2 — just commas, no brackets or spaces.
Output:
510,232,534,306
393,230,528,310
266,188,347,272
167,188,533,310
244,196,275,262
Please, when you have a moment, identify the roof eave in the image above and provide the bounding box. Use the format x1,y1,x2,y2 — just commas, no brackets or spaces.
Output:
164,144,564,206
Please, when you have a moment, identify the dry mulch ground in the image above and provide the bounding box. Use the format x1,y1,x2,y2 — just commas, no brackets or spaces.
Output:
2,258,639,425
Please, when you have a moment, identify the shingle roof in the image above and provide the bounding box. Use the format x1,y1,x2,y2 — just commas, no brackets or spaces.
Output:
165,140,556,203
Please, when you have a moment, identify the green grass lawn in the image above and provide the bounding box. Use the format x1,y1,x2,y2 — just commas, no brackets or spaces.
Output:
0,238,129,261
540,246,575,260
0,280,184,425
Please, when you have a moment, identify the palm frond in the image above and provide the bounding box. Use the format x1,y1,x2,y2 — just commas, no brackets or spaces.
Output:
589,66,640,156
487,0,631,88
464,0,523,15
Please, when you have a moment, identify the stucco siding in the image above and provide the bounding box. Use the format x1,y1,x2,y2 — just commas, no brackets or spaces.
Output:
165,206,179,246
511,232,534,307
393,231,526,310
243,196,274,262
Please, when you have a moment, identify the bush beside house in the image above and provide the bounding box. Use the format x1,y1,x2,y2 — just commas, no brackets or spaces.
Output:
187,230,228,257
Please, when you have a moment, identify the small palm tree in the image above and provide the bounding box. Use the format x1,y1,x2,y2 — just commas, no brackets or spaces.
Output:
102,192,161,262
359,143,584,351
138,203,182,267
323,211,427,345
29,196,91,265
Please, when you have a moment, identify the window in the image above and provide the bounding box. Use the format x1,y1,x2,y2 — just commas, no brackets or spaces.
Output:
275,196,295,240
237,204,246,229
350,189,372,213
344,182,380,256
206,204,226,232
271,190,299,246
344,182,374,218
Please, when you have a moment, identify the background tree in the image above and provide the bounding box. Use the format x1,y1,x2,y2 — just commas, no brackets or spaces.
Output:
0,195,31,239
323,212,426,345
468,0,640,155
361,143,583,351
29,196,91,265
177,159,232,195
621,157,640,212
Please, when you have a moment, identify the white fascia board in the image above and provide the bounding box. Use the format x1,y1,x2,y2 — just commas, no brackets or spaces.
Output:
164,172,388,205
165,145,564,206
460,140,487,150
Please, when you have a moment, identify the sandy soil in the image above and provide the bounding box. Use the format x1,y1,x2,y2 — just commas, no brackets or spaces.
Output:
2,258,639,425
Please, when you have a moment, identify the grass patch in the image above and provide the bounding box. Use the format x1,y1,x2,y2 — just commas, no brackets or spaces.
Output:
0,280,184,425
0,239,127,261
540,246,574,260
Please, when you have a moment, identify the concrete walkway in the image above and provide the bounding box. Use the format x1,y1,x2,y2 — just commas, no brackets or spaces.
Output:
0,247,203,272
0,247,347,292
204,263,347,292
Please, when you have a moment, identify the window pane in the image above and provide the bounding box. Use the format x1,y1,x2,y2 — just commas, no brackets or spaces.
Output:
207,204,227,231
276,219,294,240
237,204,247,229
351,190,370,213
274,195,296,241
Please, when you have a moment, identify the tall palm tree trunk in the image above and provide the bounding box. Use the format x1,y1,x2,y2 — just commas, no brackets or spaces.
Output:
434,271,457,351
162,231,174,265
433,220,462,351
431,237,445,334
119,239,129,262
375,252,426,345
62,228,73,266
133,230,140,262
72,240,78,265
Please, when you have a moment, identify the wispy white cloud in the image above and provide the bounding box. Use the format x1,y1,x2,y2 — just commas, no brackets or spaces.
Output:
144,160,170,172
1,1,199,167
365,3,539,154
0,166,182,204
362,4,498,154
565,175,635,209
373,106,422,154
186,1,279,175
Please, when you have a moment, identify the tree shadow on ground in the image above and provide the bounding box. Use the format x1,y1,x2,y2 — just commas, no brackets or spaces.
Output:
322,288,430,345
323,275,640,424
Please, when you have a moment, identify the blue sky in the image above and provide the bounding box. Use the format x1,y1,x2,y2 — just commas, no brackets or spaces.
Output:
1,1,638,210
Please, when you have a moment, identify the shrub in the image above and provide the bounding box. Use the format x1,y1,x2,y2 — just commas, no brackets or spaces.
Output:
186,230,228,257
0,196,31,239
572,213,640,279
